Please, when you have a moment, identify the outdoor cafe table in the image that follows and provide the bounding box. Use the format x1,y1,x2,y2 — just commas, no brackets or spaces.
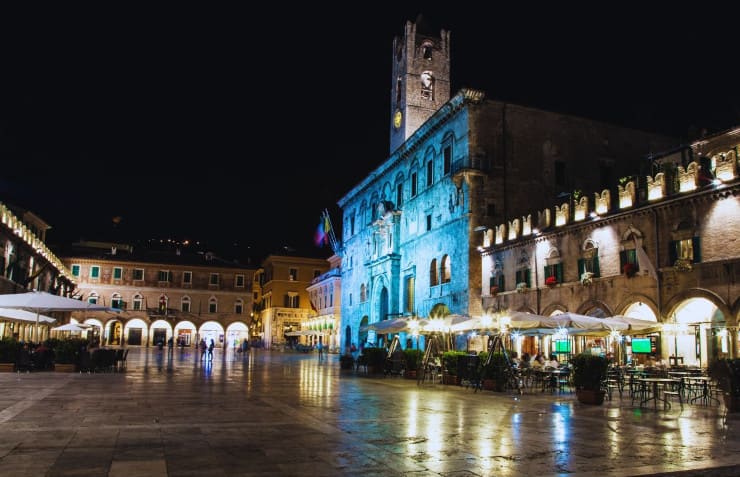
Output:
685,376,720,406
638,378,677,409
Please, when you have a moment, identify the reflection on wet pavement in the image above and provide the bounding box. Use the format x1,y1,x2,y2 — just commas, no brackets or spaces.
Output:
0,347,739,476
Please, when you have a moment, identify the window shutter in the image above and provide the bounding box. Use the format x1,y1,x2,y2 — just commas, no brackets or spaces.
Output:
544,264,552,278
619,250,627,269
555,264,564,284
497,274,505,291
515,270,522,284
628,250,639,271
692,237,701,263
489,276,496,289
593,256,600,278
668,240,678,265
577,258,585,275
526,269,532,287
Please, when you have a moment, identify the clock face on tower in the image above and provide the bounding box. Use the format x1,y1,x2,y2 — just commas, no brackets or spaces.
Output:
393,110,402,129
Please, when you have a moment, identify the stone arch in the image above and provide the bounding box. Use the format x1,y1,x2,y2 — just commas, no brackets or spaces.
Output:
663,288,732,326
370,274,390,324
615,294,659,321
542,304,567,316
577,300,612,318
582,238,599,251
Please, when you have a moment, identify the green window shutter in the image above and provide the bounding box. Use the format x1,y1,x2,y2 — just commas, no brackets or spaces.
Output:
577,258,585,275
593,256,600,278
515,270,522,284
668,240,678,265
556,263,564,284
498,274,505,291
692,237,701,263
619,251,627,269
544,264,552,279
526,269,532,287
489,276,496,289
628,250,639,271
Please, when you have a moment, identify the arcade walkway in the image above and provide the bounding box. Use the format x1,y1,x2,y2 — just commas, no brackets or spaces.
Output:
0,347,739,476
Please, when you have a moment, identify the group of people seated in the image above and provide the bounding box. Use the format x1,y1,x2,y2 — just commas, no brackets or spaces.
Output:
510,352,562,370
15,341,55,372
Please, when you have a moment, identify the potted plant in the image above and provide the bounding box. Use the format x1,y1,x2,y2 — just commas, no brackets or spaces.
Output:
403,348,423,379
480,351,508,391
674,258,693,272
580,271,594,286
708,358,740,412
53,338,85,372
490,285,499,296
545,276,558,287
339,354,355,370
571,353,608,404
442,351,467,385
361,347,387,374
0,337,21,372
623,263,637,278
516,282,528,293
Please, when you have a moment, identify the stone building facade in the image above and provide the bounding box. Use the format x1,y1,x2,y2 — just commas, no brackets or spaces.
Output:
252,254,329,349
480,126,739,366
60,241,256,348
306,254,342,351
337,18,678,351
0,202,76,341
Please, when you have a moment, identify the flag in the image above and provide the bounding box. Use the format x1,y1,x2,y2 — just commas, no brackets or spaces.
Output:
313,215,328,247
634,237,658,281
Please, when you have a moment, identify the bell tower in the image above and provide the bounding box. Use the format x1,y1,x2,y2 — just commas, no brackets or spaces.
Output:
390,16,451,154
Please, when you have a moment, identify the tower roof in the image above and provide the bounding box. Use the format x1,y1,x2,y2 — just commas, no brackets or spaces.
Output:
413,13,440,37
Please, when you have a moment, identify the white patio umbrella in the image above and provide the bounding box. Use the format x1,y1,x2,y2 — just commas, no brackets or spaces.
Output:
51,322,91,333
0,307,56,324
605,315,661,335
0,291,117,342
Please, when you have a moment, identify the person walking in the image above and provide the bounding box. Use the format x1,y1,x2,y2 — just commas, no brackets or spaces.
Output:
208,339,215,361
317,339,324,362
199,339,207,360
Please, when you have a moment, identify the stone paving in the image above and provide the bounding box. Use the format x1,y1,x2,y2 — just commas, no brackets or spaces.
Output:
0,348,739,477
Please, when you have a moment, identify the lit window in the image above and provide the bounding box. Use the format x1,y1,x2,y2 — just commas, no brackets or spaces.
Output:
113,267,122,280
90,266,100,279
71,264,80,277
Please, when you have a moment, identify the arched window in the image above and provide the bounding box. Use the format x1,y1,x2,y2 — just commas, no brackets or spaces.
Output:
430,259,439,286
421,71,434,100
111,293,123,310
544,249,563,284
441,255,451,283
516,252,531,288
87,292,98,305
132,293,143,311
422,42,433,60
579,240,600,278
181,296,191,312
208,297,218,313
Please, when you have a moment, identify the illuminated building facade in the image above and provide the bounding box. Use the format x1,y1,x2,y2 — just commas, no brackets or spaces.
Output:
0,202,76,341
337,18,676,352
60,241,255,348
252,254,329,349
305,254,342,351
480,126,739,366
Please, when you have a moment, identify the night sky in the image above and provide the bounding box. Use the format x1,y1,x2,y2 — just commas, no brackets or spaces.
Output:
2,5,738,264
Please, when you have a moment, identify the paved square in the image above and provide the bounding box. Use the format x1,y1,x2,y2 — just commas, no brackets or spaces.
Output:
1,348,739,476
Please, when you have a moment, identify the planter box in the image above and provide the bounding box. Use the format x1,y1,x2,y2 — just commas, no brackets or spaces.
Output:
576,389,606,405
54,363,76,373
443,374,459,385
0,363,14,372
